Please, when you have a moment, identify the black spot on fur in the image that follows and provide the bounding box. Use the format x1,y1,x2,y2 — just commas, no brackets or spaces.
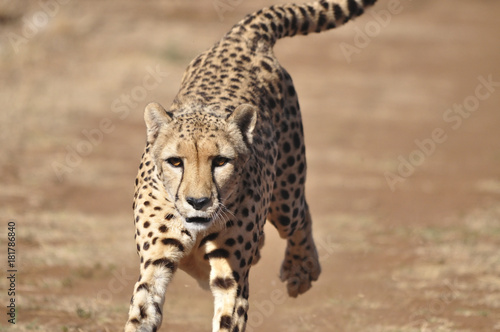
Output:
293,132,301,148
136,283,149,292
298,162,305,174
261,60,273,73
279,215,291,226
212,277,235,290
280,190,290,200
347,0,363,17
199,232,219,248
317,12,327,30
152,258,176,271
220,315,232,329
300,21,309,34
205,249,230,260
154,302,162,316
234,250,241,259
161,238,185,252
140,305,147,319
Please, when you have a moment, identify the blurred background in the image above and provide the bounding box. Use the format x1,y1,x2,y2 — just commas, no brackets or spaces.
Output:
0,0,499,331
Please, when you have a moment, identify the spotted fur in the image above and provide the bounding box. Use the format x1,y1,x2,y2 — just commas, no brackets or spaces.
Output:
125,1,377,331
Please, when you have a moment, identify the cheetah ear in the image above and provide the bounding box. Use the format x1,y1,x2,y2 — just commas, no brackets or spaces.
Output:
228,104,258,145
144,102,173,143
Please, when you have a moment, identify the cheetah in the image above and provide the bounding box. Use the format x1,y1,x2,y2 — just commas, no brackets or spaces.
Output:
125,1,377,331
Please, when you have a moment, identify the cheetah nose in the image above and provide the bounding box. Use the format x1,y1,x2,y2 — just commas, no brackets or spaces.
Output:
186,197,211,210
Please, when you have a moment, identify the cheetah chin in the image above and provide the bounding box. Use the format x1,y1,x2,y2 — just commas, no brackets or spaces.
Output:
185,217,211,224
183,215,215,232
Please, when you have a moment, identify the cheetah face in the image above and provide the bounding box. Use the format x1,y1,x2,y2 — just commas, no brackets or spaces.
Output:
144,102,257,232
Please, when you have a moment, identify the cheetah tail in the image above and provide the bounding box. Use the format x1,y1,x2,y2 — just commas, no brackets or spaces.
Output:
231,0,377,47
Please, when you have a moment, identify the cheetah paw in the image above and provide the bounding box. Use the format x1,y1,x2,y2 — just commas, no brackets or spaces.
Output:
279,248,321,297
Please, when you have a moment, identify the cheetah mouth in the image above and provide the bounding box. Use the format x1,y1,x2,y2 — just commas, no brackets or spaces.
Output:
186,217,212,224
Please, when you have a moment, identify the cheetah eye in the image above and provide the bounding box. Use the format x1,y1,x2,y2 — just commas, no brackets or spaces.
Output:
166,157,183,168
212,156,230,168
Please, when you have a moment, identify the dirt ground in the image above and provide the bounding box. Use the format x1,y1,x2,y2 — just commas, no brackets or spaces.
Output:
1,0,499,331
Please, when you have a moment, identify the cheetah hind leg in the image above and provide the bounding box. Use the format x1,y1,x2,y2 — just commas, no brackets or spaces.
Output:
279,207,321,298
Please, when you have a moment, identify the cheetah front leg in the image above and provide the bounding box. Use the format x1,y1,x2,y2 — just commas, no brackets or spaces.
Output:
202,228,257,332
125,225,195,332
210,265,249,332
125,258,175,332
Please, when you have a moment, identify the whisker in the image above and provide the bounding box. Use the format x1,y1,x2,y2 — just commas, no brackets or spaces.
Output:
221,203,235,217
212,203,234,229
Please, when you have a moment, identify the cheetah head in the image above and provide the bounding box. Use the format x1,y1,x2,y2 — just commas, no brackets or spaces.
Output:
144,102,257,232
